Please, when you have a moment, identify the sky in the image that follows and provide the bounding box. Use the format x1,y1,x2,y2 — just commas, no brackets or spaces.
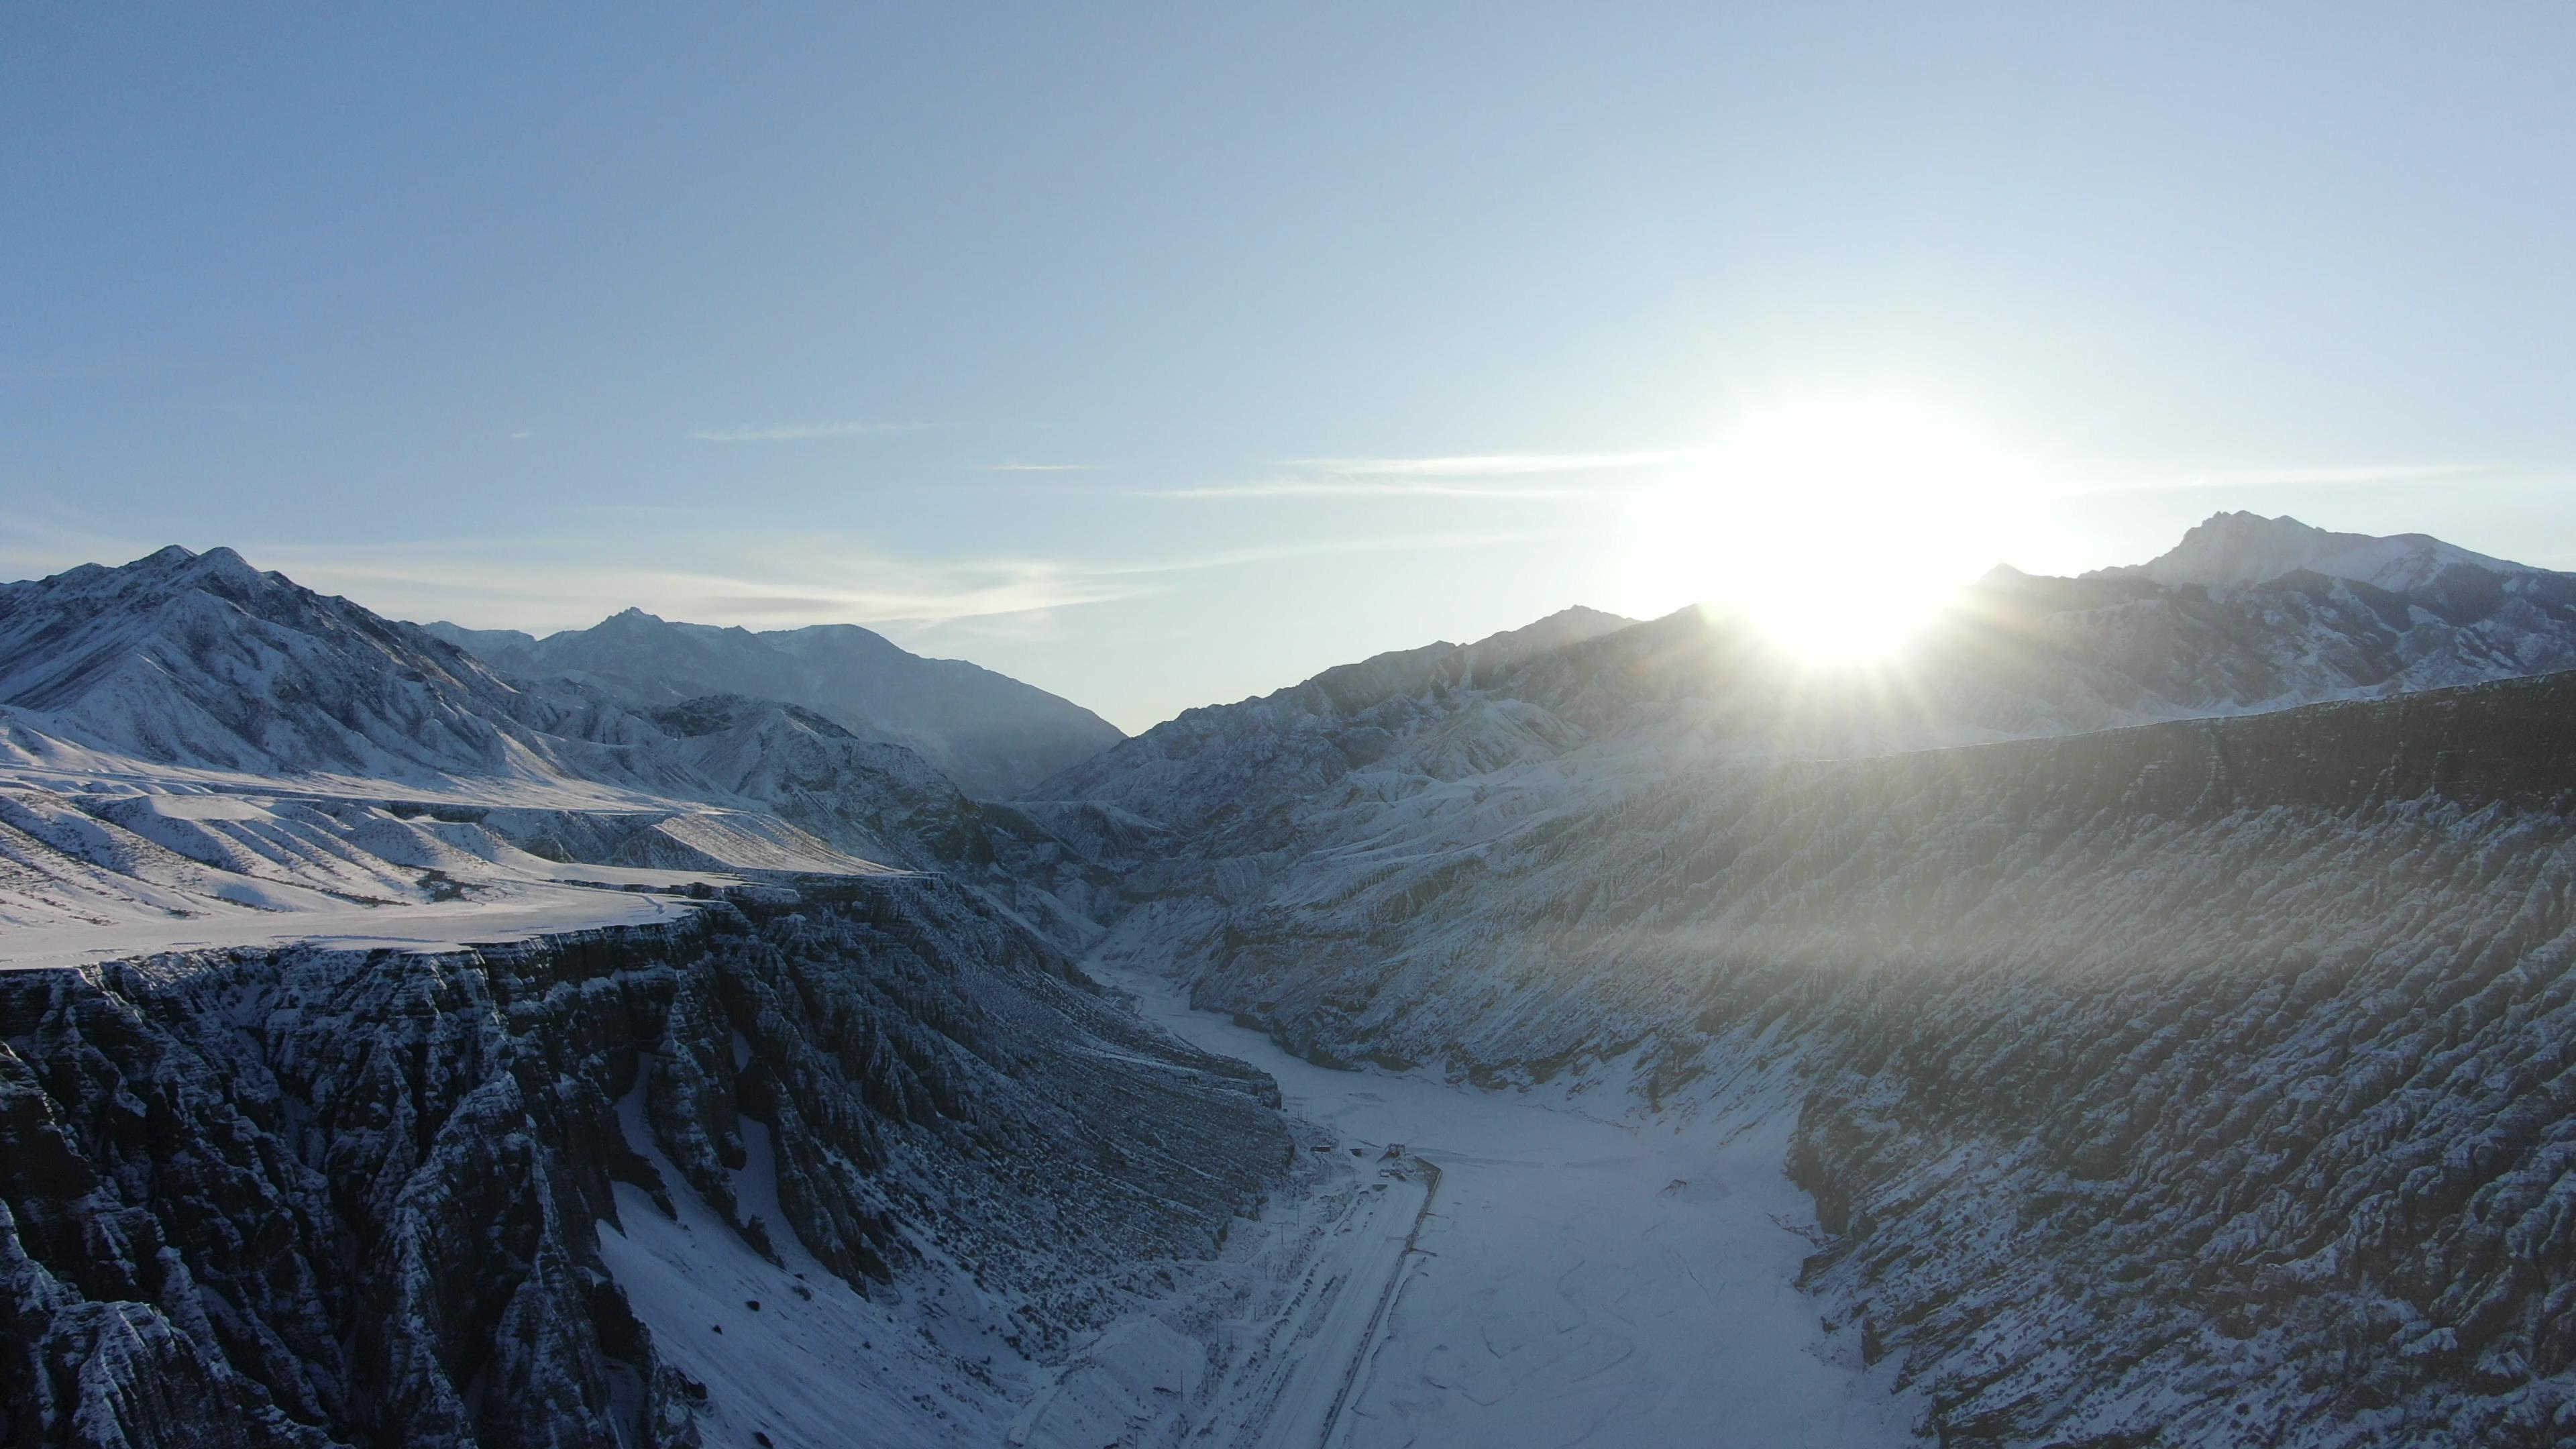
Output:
5,5,2574,732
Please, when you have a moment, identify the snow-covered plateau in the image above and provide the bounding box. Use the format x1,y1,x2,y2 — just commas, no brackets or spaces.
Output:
6,513,2576,1448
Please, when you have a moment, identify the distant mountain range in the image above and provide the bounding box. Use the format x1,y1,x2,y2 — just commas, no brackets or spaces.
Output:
0,544,1104,943
1036,510,2576,841
422,610,1121,800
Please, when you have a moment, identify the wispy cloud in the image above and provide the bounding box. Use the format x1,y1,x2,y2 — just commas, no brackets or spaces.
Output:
976,462,1103,472
686,421,925,443
1143,445,1694,501
1092,529,1548,576
1149,478,1596,500
2068,462,2486,494
1287,448,1700,478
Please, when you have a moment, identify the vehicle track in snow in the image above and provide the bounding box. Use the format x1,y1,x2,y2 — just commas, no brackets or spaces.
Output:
1312,1157,1441,1448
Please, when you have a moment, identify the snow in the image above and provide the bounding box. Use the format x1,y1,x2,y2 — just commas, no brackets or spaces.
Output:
597,1075,1018,1449
1067,958,1924,1448
0,876,710,970
0,750,796,967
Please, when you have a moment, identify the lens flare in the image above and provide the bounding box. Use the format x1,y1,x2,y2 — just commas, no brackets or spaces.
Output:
1625,397,2034,663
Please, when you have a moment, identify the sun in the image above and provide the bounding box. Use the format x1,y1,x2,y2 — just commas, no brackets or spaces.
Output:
1623,396,2033,665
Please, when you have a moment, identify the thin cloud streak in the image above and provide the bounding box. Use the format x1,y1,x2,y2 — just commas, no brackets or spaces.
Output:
977,462,1103,472
1146,479,1597,500
1286,447,1701,477
1143,445,1697,501
687,421,925,443
1091,529,1550,576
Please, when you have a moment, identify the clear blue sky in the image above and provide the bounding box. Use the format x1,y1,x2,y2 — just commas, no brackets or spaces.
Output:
7,5,2573,729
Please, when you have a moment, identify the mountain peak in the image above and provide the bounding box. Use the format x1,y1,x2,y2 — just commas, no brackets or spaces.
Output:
2091,511,2536,594
1469,605,1637,655
126,543,264,581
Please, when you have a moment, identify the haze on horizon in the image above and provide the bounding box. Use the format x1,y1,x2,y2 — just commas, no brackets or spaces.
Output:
6,5,2574,732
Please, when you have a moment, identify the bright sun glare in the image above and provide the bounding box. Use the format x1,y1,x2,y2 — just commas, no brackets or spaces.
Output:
1627,397,2033,665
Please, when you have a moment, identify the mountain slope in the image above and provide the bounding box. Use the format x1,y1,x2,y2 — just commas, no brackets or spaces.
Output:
0,549,1108,951
424,610,1123,799
1,546,548,782
1095,672,2576,1447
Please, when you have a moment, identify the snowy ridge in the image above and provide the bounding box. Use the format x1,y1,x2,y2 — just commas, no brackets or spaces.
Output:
1038,514,2576,874
423,608,1125,800
2091,508,2538,593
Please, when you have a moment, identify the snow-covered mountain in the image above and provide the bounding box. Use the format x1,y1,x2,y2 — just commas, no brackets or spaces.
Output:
423,610,1122,800
2091,507,2536,592
1,545,552,782
1040,515,2576,855
0,547,1135,973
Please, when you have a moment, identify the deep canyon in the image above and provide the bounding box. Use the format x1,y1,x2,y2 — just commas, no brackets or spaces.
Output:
6,515,2576,1448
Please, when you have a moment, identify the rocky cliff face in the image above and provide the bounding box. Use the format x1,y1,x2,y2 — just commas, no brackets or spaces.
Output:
1100,674,2576,1445
0,877,1287,1449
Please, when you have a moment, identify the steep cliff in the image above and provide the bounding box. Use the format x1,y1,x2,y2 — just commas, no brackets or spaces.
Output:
0,877,1287,1449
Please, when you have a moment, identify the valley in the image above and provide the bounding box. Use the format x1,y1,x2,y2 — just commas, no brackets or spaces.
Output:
3,515,2575,1448
1086,957,1921,1449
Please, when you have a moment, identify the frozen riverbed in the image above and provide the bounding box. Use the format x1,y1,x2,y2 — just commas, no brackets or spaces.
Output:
1095,959,1923,1449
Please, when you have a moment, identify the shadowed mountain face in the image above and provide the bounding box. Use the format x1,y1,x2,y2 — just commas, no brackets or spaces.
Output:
0,879,1288,1449
424,611,1122,800
1071,666,2576,1446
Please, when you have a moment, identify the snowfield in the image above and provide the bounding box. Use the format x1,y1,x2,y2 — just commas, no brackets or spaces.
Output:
1032,956,1922,1448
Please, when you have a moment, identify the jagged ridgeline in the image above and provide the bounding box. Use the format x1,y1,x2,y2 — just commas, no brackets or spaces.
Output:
0,877,1287,1449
